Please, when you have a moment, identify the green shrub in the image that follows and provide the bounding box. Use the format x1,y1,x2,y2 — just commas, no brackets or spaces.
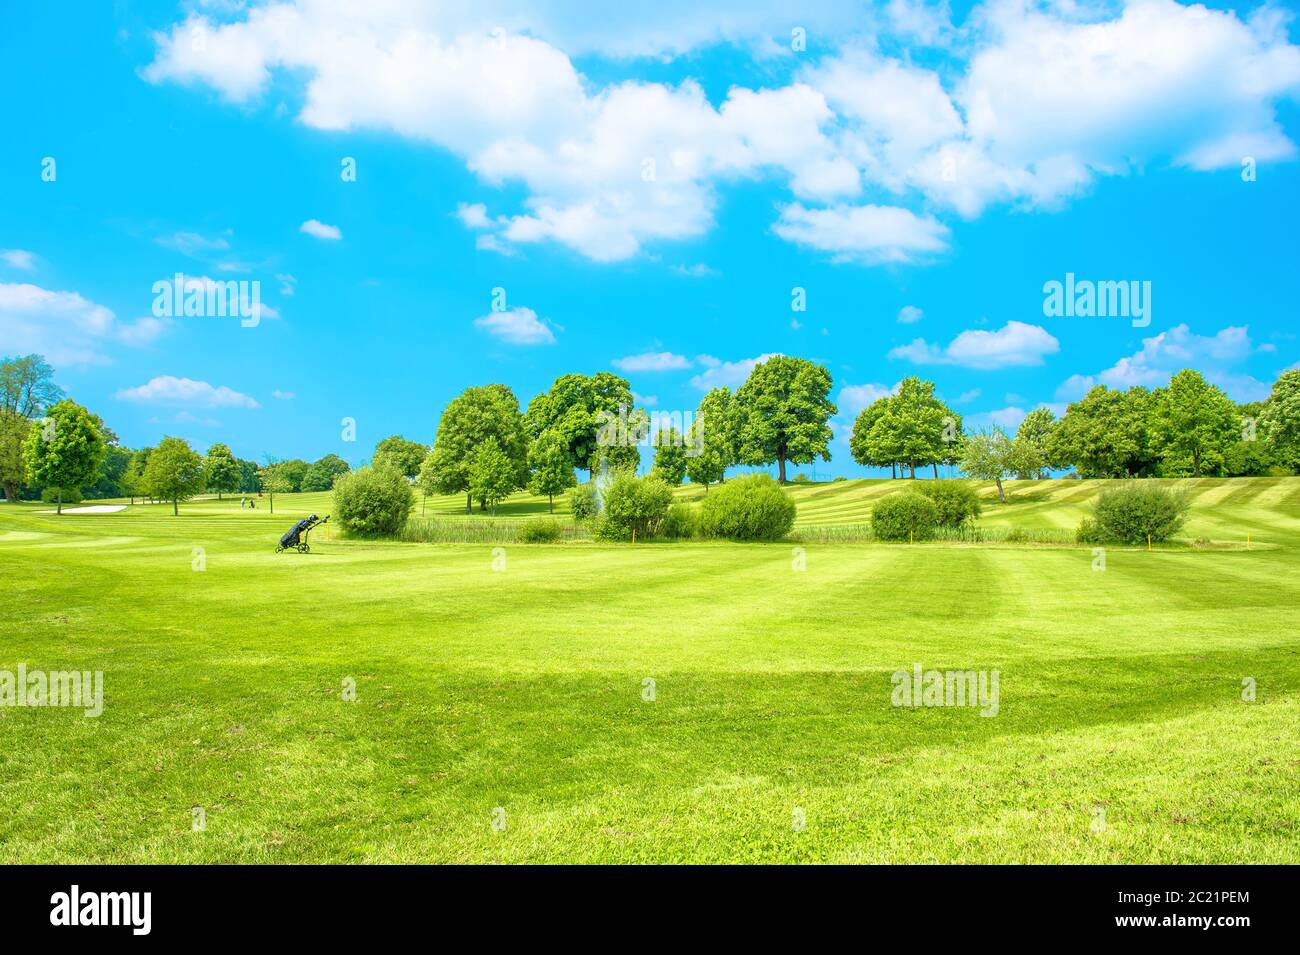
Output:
332,466,414,537
598,473,674,541
832,475,847,482
870,493,940,542
1075,517,1103,545
517,519,563,543
660,502,698,539
41,487,83,505
917,479,982,528
569,483,598,522
1090,484,1189,544
697,473,796,541
792,473,811,483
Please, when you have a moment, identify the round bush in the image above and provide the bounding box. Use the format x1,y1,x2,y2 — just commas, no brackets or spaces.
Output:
871,493,940,542
659,502,698,539
1091,484,1189,544
698,474,796,541
568,483,598,522
518,519,562,543
917,479,982,528
599,473,674,541
332,466,414,537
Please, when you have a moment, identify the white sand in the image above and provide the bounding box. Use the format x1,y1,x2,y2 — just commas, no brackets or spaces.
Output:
36,504,128,514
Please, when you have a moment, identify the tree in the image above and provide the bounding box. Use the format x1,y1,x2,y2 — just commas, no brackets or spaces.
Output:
236,458,260,493
1259,369,1300,473
203,443,240,499
0,354,64,501
424,385,529,513
732,356,836,483
850,396,892,475
685,387,732,489
526,432,575,513
122,447,152,503
892,377,955,478
278,458,310,492
87,445,132,499
22,400,106,513
1015,408,1056,478
258,463,291,514
959,427,1036,503
651,427,688,485
302,453,351,492
372,436,427,480
467,438,516,515
526,372,635,478
1047,385,1154,478
141,436,204,515
1149,369,1237,476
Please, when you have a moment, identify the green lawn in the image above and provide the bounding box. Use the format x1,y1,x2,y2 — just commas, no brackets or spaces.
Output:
1,477,1297,863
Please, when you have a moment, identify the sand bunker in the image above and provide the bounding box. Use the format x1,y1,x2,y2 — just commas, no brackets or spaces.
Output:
37,504,128,514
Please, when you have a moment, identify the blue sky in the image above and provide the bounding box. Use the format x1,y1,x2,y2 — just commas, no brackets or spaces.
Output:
2,0,1299,477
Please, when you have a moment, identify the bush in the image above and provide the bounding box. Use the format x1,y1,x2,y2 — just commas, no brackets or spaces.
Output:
1075,517,1103,545
660,502,698,539
569,483,598,522
917,479,982,528
41,487,83,505
870,493,940,542
697,473,797,541
517,519,563,543
332,466,414,537
598,473,674,541
1090,484,1189,544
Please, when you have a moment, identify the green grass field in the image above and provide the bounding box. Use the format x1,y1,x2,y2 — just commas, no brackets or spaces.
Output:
1,477,1297,863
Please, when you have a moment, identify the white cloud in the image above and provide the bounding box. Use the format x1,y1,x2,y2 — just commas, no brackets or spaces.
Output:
967,405,1028,432
897,305,923,324
0,249,37,271
300,219,342,240
473,306,555,345
839,382,896,416
671,263,718,278
1056,324,1261,401
143,1,1300,262
891,320,1059,369
272,389,296,400
456,202,492,229
955,388,981,404
689,352,779,390
115,376,260,409
156,231,230,256
632,391,658,407
276,273,297,296
773,203,950,264
612,351,692,372
0,282,165,366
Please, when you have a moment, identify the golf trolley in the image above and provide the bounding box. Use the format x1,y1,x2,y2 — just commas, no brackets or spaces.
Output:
276,513,329,553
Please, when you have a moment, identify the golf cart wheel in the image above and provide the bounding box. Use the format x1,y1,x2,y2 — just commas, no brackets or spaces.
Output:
275,545,284,554
298,543,310,553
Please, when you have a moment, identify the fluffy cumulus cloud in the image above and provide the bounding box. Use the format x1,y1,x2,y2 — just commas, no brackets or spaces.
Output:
0,282,166,366
115,375,260,408
299,219,342,240
144,1,1300,262
689,353,780,390
0,249,38,271
473,306,556,345
838,381,898,416
1056,323,1268,401
890,320,1060,369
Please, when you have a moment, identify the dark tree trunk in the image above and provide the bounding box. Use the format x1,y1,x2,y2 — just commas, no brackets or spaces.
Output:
57,488,62,515
173,497,178,516
466,492,472,515
891,463,896,479
995,477,1006,503
933,463,938,479
2,481,16,502
777,457,787,483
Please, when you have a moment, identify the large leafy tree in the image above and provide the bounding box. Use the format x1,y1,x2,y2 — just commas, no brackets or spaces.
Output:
23,400,106,513
525,372,634,478
892,376,957,478
203,443,240,499
142,436,204,515
1149,369,1237,476
302,453,351,492
526,431,576,512
1014,408,1057,478
122,447,152,503
685,387,732,489
1047,385,1154,478
651,427,688,485
423,384,529,513
1259,369,1300,473
372,435,427,479
732,356,836,483
0,354,64,501
467,438,516,515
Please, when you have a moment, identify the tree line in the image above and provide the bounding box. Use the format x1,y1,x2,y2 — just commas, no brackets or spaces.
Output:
2,351,1298,515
